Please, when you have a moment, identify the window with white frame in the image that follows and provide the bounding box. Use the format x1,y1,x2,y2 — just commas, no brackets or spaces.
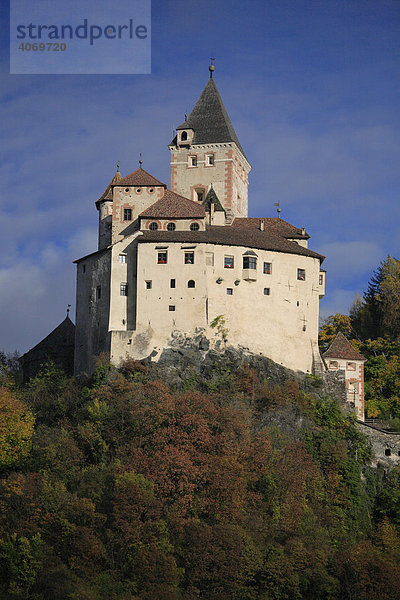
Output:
185,252,194,264
158,252,167,264
263,262,272,275
297,268,306,281
224,256,234,269
119,254,127,264
120,283,128,296
189,156,197,167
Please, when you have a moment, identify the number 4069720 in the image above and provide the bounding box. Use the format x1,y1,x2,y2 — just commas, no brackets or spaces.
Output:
19,43,67,51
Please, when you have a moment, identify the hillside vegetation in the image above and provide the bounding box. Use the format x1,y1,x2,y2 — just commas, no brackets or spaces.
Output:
1,352,400,600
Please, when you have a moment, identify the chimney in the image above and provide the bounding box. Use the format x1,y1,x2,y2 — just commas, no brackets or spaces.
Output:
259,219,265,231
301,227,306,236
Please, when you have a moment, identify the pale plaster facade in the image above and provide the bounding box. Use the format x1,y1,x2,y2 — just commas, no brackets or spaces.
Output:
74,72,326,375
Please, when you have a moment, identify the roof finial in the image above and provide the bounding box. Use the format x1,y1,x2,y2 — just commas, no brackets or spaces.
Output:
274,202,281,219
209,57,215,79
117,160,121,173
67,304,71,317
184,113,188,121
139,153,143,168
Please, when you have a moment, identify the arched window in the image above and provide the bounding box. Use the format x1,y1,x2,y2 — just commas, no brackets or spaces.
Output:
190,222,200,231
149,222,158,230
188,280,195,288
167,222,176,231
181,131,188,141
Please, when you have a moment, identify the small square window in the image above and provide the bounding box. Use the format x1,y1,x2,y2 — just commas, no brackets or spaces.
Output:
190,156,197,167
297,268,306,281
207,154,215,166
185,252,194,264
385,448,391,456
169,305,175,311
119,254,127,264
264,288,270,295
145,280,152,289
158,252,167,264
226,288,233,295
224,256,234,269
96,286,101,300
347,362,356,371
120,283,128,296
329,360,338,370
319,274,324,285
170,279,176,288
263,262,272,275
124,208,132,221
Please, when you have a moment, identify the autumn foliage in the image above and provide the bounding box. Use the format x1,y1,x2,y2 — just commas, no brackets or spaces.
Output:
0,361,399,599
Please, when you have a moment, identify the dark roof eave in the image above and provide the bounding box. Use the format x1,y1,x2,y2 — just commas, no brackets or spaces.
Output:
73,247,109,264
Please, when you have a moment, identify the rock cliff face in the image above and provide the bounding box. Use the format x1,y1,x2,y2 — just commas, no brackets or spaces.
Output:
144,336,400,469
145,335,346,404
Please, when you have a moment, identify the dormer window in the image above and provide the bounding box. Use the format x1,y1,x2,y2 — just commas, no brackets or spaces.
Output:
181,131,188,141
190,222,200,231
149,222,158,230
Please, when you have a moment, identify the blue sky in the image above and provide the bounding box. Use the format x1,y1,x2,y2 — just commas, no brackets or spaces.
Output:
1,0,399,354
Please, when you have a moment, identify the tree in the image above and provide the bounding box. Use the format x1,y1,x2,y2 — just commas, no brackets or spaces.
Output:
380,256,400,339
318,314,357,353
0,387,35,470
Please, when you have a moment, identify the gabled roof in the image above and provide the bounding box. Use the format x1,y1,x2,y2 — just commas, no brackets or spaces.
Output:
113,168,166,188
139,224,324,260
96,169,122,208
139,189,206,219
232,218,310,240
202,186,225,212
172,78,246,158
323,332,365,361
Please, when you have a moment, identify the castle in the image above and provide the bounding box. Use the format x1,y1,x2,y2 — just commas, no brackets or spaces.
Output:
74,66,327,376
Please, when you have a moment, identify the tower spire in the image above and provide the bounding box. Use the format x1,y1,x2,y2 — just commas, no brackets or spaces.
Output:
209,57,215,78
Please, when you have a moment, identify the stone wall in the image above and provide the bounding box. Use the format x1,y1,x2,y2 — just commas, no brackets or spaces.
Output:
356,422,400,468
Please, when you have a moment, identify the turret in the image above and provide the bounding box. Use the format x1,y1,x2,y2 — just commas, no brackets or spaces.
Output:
169,64,251,221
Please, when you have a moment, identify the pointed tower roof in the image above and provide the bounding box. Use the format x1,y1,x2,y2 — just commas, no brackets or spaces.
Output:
114,167,166,188
95,167,122,208
174,78,246,158
323,332,365,361
203,186,225,212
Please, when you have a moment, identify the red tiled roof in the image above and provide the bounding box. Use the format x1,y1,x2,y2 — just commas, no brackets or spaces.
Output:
96,170,122,207
139,189,206,219
139,224,324,260
323,332,365,360
232,218,309,239
113,168,166,188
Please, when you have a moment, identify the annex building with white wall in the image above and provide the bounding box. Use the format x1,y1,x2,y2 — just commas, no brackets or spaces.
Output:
74,68,327,375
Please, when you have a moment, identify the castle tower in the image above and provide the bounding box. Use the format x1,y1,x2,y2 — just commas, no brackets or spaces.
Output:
169,67,251,222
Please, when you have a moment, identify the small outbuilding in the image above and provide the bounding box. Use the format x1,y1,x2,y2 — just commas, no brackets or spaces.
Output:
323,332,365,421
19,314,75,382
